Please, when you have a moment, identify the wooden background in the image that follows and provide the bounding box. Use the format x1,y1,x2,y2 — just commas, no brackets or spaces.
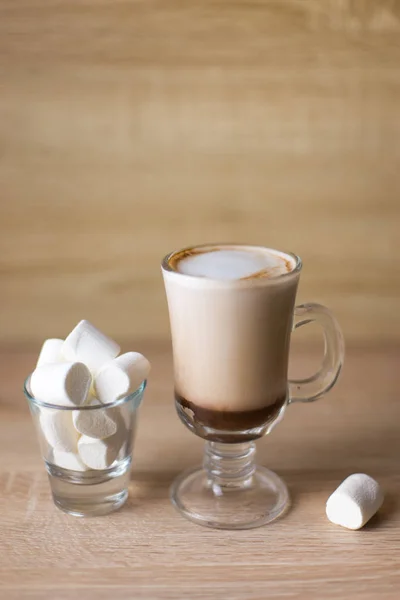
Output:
0,0,399,345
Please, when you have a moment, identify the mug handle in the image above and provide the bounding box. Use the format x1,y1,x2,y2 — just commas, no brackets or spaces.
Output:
289,303,345,403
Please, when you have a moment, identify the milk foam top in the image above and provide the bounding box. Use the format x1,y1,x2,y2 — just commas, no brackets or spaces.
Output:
169,245,296,281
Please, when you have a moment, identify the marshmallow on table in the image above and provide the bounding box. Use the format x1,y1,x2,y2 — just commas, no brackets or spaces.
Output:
30,362,92,407
40,409,79,453
94,352,150,404
52,449,87,472
37,339,65,367
62,320,120,374
326,474,384,530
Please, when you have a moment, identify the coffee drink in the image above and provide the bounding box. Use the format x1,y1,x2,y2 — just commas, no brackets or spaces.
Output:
162,245,301,441
162,244,344,529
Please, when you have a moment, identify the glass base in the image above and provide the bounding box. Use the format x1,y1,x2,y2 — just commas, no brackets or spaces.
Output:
46,457,131,517
53,488,128,517
171,463,290,530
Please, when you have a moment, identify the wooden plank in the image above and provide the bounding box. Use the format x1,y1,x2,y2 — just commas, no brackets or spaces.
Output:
0,343,399,598
0,0,399,343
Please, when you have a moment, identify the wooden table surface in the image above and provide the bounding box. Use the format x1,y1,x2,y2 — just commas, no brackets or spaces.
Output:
0,343,399,599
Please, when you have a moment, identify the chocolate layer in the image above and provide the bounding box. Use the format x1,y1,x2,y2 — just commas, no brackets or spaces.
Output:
175,392,286,431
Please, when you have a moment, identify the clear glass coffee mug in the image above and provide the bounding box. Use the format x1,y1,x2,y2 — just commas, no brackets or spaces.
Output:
162,244,344,530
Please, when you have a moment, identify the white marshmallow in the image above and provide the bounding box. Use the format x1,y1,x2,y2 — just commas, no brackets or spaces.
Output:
30,362,92,407
78,433,123,470
40,409,79,452
52,450,87,472
62,320,120,374
94,352,150,404
37,338,65,367
326,474,384,530
73,404,118,439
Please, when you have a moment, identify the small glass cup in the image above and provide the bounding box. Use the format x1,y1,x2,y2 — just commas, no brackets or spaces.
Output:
24,377,146,517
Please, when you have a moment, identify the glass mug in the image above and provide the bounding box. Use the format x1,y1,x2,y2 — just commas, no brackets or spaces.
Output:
162,244,344,530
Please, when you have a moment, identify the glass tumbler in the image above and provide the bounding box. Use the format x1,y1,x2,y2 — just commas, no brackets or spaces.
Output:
24,378,146,517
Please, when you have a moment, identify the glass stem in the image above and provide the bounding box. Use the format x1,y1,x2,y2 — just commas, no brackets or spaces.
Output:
204,442,256,495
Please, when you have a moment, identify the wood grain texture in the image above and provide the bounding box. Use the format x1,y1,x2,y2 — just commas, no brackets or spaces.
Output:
0,343,400,599
0,0,399,344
